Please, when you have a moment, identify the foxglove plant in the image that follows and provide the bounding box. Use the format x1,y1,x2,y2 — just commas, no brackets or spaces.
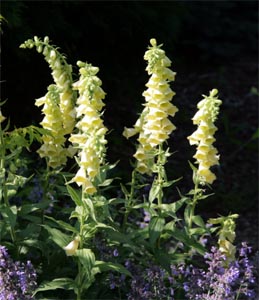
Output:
2,35,255,300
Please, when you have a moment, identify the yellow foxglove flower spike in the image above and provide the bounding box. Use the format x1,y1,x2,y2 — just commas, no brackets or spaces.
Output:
20,36,76,135
69,61,108,194
123,38,178,174
187,89,222,184
35,85,72,168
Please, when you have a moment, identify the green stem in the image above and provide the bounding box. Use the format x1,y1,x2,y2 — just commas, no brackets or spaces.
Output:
76,259,82,300
157,144,165,207
122,169,136,231
188,176,199,232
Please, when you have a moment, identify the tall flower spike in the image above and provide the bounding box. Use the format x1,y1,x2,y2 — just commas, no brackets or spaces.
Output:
123,38,178,174
187,89,222,184
69,61,108,194
20,36,76,135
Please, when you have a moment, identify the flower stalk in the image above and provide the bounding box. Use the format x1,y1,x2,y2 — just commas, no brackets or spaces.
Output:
188,89,222,185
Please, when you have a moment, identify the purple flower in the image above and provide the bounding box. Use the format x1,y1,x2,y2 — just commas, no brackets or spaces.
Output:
178,243,257,300
0,246,37,300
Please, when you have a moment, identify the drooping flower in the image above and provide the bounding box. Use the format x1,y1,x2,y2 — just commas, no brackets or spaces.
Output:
63,237,80,256
123,38,178,174
69,61,108,194
187,89,222,184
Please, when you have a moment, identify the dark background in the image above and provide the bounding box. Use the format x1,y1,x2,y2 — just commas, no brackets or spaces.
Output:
1,1,258,249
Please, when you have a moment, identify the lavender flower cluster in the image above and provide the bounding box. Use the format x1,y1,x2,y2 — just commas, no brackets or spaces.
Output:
181,242,257,300
126,261,173,300
0,246,37,300
108,243,257,300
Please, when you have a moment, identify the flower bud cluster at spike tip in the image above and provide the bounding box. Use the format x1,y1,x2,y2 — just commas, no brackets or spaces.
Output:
20,36,76,135
187,89,222,184
69,61,108,194
123,38,178,174
208,214,239,262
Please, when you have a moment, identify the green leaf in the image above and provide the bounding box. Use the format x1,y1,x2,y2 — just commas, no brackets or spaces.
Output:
162,177,182,188
192,215,205,228
76,248,95,284
170,228,205,255
44,215,78,234
160,197,188,215
98,178,114,187
120,183,129,197
94,261,132,277
251,128,259,140
103,229,136,250
19,201,51,216
1,205,17,230
42,225,70,248
83,198,97,223
33,278,75,295
148,183,161,204
184,205,191,226
66,185,82,206
189,228,207,235
149,216,165,246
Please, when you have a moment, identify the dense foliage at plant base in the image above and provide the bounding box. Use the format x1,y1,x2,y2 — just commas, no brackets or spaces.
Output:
0,36,258,300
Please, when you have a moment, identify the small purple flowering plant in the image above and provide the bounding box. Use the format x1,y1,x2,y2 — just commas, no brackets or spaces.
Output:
0,246,37,300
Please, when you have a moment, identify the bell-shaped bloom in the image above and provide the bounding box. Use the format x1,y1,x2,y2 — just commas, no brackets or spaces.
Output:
187,89,222,184
63,237,80,256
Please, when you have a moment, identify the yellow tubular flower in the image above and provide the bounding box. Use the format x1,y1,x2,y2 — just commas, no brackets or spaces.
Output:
35,85,72,168
123,38,178,174
187,89,222,184
69,61,108,194
63,237,80,256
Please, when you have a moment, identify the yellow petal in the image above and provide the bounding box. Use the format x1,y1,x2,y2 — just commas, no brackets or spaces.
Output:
63,237,80,256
